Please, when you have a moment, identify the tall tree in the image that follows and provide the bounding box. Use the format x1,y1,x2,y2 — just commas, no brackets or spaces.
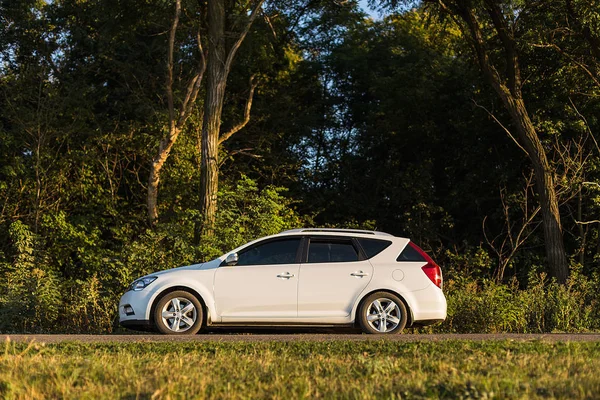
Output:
147,0,207,224
385,0,570,282
199,0,264,236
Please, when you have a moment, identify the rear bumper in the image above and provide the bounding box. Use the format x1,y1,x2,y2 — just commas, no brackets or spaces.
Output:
410,319,445,328
406,284,447,324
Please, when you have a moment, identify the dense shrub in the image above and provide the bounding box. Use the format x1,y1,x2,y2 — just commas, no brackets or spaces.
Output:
430,267,600,334
0,221,61,332
439,277,526,333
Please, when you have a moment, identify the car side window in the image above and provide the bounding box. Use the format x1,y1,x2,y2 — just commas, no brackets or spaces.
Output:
307,240,359,263
235,238,300,266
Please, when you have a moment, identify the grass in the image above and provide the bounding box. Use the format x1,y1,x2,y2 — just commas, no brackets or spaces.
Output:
1,339,600,399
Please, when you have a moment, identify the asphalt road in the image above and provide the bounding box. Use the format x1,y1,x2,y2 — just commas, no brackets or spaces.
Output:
4,333,600,343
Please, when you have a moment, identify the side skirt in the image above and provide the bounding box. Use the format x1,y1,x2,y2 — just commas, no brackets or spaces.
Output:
207,322,356,328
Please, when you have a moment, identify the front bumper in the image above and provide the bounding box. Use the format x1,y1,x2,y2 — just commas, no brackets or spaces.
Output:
119,288,155,327
120,319,154,331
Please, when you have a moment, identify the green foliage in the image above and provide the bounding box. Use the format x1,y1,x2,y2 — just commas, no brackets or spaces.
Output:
521,267,600,333
198,176,306,260
444,246,494,278
435,267,600,334
441,277,527,333
0,221,61,332
61,276,115,334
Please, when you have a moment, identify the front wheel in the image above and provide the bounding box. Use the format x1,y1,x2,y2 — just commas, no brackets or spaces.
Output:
358,292,407,334
154,290,203,335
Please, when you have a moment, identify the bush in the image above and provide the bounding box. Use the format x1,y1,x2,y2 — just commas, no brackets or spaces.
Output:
431,267,600,333
439,277,526,333
0,221,61,332
521,267,600,333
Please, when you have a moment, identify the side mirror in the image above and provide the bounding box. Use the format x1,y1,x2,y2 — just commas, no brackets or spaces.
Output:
224,252,239,266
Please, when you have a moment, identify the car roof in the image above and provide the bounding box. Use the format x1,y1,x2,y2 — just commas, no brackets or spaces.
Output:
279,228,396,238
221,228,407,259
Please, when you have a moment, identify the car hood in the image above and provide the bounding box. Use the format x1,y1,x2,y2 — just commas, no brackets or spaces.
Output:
149,264,202,277
142,258,221,279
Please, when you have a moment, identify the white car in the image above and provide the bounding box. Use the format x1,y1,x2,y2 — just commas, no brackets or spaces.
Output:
119,228,446,334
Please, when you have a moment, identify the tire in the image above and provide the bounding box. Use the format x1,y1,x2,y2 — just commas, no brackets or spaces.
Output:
358,292,408,334
153,290,203,335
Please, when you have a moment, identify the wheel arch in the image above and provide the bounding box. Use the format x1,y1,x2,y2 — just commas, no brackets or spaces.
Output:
149,285,212,328
352,288,414,328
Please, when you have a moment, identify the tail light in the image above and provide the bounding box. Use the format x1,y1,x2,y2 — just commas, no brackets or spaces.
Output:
409,242,443,289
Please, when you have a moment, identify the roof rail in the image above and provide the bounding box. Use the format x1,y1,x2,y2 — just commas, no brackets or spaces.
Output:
281,228,393,237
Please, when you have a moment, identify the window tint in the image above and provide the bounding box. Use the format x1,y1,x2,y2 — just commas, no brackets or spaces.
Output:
358,238,392,259
236,238,300,266
396,243,426,262
307,240,359,263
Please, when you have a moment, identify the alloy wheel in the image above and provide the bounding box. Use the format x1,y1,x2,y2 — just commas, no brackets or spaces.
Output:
365,297,402,333
160,297,197,333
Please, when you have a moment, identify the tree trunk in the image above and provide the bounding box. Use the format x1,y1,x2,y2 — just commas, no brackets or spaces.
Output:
199,0,226,237
498,94,569,283
146,0,206,225
147,128,180,223
197,0,264,238
457,3,570,283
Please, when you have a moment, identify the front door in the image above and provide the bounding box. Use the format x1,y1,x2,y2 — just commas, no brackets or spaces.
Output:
298,237,373,318
214,237,301,321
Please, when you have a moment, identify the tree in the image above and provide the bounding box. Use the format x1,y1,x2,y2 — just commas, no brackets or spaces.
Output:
199,0,264,237
147,0,206,224
384,0,570,282
303,9,527,263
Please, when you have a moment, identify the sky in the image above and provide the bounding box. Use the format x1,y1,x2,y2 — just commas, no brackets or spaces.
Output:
358,0,382,20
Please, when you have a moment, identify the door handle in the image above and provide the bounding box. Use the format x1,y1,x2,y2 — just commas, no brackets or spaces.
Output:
350,271,369,277
277,272,295,279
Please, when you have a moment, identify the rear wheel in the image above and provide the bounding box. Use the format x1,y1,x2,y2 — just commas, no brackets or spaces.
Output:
358,292,407,334
154,290,203,335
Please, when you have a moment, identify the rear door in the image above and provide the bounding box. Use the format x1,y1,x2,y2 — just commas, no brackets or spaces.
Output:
298,236,373,318
214,237,301,321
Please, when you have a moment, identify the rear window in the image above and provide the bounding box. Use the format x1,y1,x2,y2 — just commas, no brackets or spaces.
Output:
396,243,426,262
357,238,392,259
307,240,359,263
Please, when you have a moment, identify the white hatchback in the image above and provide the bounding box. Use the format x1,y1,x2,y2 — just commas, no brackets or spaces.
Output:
119,228,446,334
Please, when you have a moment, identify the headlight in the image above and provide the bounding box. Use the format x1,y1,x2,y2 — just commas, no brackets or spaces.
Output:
128,276,157,291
